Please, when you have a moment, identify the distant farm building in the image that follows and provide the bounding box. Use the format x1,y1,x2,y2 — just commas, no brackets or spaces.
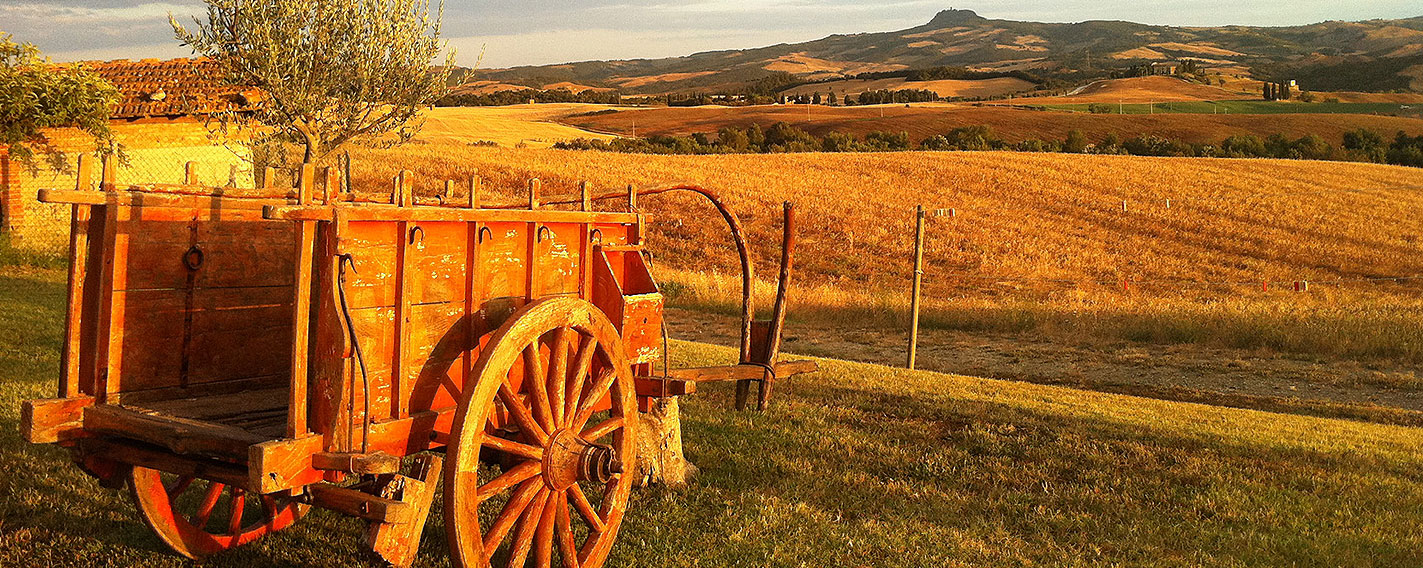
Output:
1,58,260,252
1149,62,1180,75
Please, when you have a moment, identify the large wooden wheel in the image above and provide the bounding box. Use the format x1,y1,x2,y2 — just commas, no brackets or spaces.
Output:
445,297,637,568
127,465,307,558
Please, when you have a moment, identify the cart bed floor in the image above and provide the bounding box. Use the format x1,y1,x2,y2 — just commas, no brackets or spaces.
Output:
128,387,290,440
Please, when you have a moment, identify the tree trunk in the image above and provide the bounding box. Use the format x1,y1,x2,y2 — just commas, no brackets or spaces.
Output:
631,397,697,487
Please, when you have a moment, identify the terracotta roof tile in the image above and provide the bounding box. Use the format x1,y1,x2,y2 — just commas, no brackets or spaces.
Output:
79,57,262,119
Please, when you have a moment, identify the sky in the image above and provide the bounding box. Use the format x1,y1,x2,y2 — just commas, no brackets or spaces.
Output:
4,1,1421,68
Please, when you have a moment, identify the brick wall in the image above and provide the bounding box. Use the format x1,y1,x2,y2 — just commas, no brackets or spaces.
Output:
1,146,17,235
4,120,254,254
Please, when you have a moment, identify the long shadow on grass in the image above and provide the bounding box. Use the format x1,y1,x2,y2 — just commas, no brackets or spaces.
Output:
671,380,1423,566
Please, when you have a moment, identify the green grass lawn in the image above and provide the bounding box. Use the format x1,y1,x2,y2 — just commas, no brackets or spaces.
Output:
3,265,1423,566
1033,100,1422,117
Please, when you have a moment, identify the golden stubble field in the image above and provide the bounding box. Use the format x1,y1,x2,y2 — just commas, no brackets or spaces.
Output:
348,134,1423,362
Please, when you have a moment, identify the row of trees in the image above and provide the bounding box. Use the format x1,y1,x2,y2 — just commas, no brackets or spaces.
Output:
553,123,1423,168
436,88,622,107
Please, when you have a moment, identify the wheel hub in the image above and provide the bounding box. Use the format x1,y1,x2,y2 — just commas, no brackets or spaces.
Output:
543,429,622,491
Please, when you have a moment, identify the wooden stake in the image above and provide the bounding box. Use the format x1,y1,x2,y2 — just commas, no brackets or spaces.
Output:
263,167,276,190
580,181,591,212
323,167,340,204
627,184,637,211
101,155,118,191
907,205,926,370
397,170,414,207
528,178,541,210
444,180,455,204
468,176,481,209
184,161,198,185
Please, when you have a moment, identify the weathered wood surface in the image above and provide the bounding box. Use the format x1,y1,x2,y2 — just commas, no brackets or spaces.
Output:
21,396,95,443
367,454,442,568
665,360,819,382
308,483,412,524
84,404,266,459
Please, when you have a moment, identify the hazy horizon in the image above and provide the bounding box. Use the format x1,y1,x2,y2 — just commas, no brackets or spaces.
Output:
3,1,1421,69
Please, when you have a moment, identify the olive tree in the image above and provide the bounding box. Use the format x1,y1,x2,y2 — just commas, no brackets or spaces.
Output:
172,0,454,164
0,33,119,173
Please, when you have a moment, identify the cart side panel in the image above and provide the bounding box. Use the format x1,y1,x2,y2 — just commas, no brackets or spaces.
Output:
101,205,298,400
479,221,531,301
536,222,583,297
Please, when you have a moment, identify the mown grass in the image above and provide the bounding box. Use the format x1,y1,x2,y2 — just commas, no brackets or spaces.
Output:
4,266,1423,565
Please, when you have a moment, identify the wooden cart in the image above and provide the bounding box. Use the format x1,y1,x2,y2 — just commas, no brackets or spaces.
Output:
20,156,816,567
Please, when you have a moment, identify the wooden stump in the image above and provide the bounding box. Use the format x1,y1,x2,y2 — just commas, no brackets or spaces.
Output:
633,397,698,487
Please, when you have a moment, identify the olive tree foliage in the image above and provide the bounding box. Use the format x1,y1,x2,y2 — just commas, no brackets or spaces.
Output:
0,33,119,173
172,0,454,165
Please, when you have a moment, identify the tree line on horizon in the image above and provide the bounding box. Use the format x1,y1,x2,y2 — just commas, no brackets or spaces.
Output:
552,123,1423,168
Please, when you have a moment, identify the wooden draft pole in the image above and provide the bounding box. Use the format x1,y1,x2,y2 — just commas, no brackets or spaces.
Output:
907,205,926,370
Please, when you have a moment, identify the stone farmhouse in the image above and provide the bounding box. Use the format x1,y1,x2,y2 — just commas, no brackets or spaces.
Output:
1,58,260,252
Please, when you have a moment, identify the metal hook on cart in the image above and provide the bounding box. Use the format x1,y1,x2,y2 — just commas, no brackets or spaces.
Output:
536,226,552,242
336,253,371,453
409,225,425,245
478,226,493,243
590,228,603,245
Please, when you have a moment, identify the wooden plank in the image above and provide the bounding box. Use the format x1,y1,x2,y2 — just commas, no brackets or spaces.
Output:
633,378,696,398
249,434,325,493
312,451,402,474
112,375,287,405
481,221,530,301
367,454,441,568
263,204,641,225
77,438,249,488
84,404,267,459
290,167,317,438
60,155,94,398
402,301,469,415
94,169,124,402
538,223,582,296
405,222,469,304
363,407,457,456
308,483,412,524
665,360,820,383
21,396,95,444
132,387,288,421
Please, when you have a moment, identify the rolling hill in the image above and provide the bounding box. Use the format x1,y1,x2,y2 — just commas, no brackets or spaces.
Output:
458,9,1423,96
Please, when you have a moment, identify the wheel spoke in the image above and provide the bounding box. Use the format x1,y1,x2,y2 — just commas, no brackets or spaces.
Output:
227,488,246,535
567,484,606,534
498,381,548,445
524,343,556,430
506,487,550,568
555,490,580,568
477,460,542,502
535,486,558,568
482,431,544,461
261,495,278,523
570,369,616,431
165,475,194,499
581,416,623,443
565,334,596,423
482,478,542,555
191,482,226,528
548,327,572,427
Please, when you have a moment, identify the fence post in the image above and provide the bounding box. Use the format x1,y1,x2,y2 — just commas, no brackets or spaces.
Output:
907,205,926,370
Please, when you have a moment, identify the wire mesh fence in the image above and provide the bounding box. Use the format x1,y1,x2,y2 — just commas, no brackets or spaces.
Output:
1,150,257,256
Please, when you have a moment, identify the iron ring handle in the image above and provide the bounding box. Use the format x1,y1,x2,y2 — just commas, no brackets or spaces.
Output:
183,246,204,271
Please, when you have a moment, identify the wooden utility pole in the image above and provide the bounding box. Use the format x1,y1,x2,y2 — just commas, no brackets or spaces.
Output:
907,205,926,369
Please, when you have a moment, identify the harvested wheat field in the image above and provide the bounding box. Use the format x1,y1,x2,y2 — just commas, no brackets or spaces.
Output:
417,104,616,148
348,143,1423,362
561,103,1423,146
1013,76,1252,104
